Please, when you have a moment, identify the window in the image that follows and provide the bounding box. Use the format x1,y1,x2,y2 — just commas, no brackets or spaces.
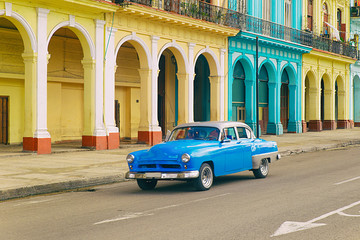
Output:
307,0,313,31
284,0,292,27
237,107,246,122
263,0,271,21
224,127,237,140
237,0,247,14
323,3,329,37
237,127,249,139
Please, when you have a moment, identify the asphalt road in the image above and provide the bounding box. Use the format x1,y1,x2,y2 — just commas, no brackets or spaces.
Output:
1,146,360,240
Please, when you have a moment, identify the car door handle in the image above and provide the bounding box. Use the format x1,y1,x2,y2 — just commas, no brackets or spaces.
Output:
236,141,242,144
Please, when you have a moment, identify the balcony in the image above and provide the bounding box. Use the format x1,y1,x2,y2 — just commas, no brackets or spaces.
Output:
113,0,357,58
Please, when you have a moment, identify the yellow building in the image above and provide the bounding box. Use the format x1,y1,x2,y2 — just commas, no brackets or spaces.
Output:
0,0,237,153
302,0,356,131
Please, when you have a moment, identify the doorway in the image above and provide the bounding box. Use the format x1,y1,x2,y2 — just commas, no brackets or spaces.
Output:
0,96,9,144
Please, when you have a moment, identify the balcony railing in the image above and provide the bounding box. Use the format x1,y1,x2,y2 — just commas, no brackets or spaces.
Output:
114,0,357,58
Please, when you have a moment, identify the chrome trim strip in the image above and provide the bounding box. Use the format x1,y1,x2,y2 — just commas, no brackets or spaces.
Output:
125,171,200,180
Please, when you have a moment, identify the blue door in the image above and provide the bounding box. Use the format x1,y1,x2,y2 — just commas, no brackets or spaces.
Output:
223,127,244,172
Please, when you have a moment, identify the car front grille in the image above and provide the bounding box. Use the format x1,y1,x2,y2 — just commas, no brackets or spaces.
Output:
139,164,181,169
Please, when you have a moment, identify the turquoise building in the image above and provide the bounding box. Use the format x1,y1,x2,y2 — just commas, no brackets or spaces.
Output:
350,0,360,127
228,0,311,135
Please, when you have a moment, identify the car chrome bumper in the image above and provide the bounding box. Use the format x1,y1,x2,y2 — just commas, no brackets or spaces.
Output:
125,171,199,180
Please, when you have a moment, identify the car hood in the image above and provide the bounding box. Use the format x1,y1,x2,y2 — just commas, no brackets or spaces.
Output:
139,140,217,161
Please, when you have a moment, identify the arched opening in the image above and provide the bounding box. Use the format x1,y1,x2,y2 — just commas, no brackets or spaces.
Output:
335,76,348,129
157,50,178,138
335,80,338,122
194,54,210,122
280,69,289,131
47,28,84,144
354,76,360,127
259,65,269,134
0,18,25,145
232,60,245,122
115,42,141,141
305,75,310,130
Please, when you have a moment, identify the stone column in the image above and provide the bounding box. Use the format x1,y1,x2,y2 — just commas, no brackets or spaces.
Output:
308,87,322,131
188,43,196,123
244,78,256,131
138,36,161,145
104,27,119,149
34,8,51,154
176,72,189,125
267,81,283,135
323,89,336,130
22,52,37,152
209,76,221,121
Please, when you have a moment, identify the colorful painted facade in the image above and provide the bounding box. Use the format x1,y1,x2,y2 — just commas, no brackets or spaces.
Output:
0,0,238,153
228,0,311,135
350,0,360,127
302,0,356,132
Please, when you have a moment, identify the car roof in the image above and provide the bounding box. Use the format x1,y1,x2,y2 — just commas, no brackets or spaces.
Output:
174,121,251,130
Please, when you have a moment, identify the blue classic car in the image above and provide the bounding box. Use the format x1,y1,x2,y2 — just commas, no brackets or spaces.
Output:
125,121,280,191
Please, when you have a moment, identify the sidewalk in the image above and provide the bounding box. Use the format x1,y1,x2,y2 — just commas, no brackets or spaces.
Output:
1,128,360,201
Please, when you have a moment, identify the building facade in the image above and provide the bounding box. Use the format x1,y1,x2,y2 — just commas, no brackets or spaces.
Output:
350,0,360,127
0,0,238,153
228,0,311,135
302,0,356,132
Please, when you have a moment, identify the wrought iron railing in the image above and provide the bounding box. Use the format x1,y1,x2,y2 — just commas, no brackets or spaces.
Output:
114,0,357,58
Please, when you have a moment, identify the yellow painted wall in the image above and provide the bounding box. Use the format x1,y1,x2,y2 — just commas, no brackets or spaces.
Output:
47,29,84,142
0,78,24,144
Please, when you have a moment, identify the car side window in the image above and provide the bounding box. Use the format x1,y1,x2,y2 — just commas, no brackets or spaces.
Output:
237,127,249,139
224,127,237,140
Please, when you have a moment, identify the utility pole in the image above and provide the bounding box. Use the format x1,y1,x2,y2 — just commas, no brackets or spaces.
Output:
256,37,259,138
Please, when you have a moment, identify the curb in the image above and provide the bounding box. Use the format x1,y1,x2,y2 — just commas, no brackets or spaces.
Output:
278,140,360,157
0,174,125,201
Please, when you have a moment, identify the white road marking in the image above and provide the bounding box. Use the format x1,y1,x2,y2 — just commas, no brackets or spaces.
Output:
14,198,55,207
334,176,360,185
271,200,360,237
94,193,231,225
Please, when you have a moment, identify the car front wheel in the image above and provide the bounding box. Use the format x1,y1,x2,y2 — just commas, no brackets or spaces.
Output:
193,163,213,191
253,158,269,179
137,179,157,190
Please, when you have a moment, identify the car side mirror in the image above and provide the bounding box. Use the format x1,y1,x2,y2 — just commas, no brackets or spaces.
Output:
164,130,171,142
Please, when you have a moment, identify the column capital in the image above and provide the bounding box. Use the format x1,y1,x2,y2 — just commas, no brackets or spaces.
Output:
36,8,50,17
22,52,37,62
81,58,96,69
95,19,106,27
151,35,160,42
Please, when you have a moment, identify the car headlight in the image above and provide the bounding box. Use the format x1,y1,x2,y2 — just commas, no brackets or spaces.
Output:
181,153,190,163
126,154,135,163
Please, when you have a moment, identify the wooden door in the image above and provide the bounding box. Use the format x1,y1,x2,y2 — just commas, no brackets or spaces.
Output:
260,107,268,134
280,84,289,130
0,97,9,144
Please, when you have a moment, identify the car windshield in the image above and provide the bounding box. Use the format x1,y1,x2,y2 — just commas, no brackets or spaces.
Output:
169,127,220,141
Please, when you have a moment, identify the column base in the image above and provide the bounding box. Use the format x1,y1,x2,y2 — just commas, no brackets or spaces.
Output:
82,136,107,150
302,120,307,133
266,123,283,135
138,131,162,146
349,120,354,128
23,137,51,154
337,120,350,129
323,120,336,130
107,132,120,149
287,121,302,133
308,120,322,132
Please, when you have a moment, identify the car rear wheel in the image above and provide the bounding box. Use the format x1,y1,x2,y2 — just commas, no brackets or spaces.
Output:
253,158,269,179
137,179,157,190
193,163,213,191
